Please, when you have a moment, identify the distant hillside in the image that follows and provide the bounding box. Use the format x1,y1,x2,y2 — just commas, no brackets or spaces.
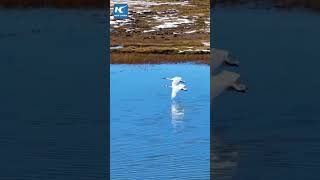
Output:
213,0,320,10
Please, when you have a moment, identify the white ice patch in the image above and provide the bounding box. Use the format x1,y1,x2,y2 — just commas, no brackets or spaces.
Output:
184,30,197,34
110,45,124,50
143,29,157,33
110,0,191,9
201,49,210,53
202,42,210,46
110,18,132,27
129,0,190,7
178,49,210,54
155,22,178,29
152,16,194,29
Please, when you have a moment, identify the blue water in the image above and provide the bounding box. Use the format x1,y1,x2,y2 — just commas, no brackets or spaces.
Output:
111,64,210,179
0,9,107,179
213,7,320,180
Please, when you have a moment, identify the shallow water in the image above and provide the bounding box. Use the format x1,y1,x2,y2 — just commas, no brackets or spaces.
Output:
213,7,320,180
111,64,210,179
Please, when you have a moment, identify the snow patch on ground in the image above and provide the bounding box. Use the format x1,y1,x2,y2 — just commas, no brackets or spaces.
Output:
202,42,210,46
184,30,197,34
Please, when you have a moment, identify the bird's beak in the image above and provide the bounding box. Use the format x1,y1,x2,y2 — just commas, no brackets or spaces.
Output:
181,80,186,83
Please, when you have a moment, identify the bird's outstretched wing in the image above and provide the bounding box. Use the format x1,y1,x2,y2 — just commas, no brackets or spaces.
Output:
163,77,184,86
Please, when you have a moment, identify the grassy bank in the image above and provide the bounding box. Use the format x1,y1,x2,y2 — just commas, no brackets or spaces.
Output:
111,53,210,64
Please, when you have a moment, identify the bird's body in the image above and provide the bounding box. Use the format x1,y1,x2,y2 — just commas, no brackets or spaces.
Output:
163,76,187,99
171,83,187,99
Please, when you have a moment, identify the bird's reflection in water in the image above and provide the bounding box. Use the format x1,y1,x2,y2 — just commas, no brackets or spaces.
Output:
171,101,185,131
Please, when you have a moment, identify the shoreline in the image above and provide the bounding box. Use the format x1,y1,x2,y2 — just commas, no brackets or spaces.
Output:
110,53,210,64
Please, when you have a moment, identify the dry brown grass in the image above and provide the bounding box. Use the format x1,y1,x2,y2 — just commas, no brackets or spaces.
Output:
111,33,208,48
110,0,210,64
150,2,210,16
111,52,210,64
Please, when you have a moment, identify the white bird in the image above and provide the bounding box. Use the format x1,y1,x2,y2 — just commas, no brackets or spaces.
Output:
163,76,186,86
163,76,187,99
171,83,187,99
